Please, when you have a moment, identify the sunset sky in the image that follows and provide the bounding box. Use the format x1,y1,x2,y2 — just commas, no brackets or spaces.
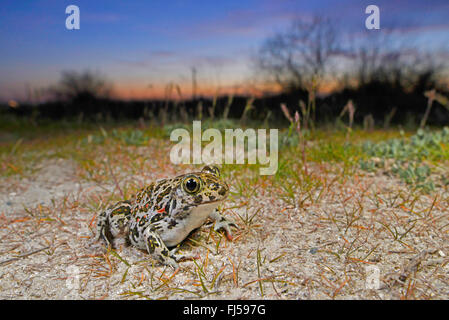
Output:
1,0,448,102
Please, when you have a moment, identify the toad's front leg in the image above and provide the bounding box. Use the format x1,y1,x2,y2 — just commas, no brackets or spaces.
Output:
209,208,238,240
143,227,187,269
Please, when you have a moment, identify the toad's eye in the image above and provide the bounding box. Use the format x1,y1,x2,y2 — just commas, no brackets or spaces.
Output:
183,176,201,193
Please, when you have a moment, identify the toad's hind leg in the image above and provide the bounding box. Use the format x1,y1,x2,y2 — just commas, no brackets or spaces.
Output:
95,200,132,248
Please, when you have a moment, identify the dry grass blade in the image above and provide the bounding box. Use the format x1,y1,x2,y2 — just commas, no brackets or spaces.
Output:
0,246,50,266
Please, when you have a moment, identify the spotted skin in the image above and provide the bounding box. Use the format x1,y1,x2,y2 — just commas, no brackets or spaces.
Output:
95,166,236,268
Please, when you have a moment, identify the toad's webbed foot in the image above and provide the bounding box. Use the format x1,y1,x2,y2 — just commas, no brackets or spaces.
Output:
209,209,238,240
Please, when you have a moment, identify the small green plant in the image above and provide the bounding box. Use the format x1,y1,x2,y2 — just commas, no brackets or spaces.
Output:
359,159,377,172
82,127,108,145
392,161,435,192
362,127,449,161
112,129,149,146
359,127,449,192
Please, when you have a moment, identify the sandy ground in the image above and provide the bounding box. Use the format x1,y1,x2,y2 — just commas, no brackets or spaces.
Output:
0,158,448,300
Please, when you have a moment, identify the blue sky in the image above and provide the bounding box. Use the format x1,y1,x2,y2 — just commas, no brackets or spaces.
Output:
0,0,448,101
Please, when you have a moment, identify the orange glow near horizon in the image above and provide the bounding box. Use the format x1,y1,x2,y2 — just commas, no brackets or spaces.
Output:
109,76,354,101
107,76,449,101
110,81,282,100
109,79,368,100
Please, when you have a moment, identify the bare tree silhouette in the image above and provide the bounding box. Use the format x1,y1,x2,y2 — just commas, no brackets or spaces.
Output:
254,16,340,91
345,29,444,91
49,70,113,103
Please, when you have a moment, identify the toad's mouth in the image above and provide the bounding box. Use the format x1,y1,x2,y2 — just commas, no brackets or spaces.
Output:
199,198,226,205
192,192,228,205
